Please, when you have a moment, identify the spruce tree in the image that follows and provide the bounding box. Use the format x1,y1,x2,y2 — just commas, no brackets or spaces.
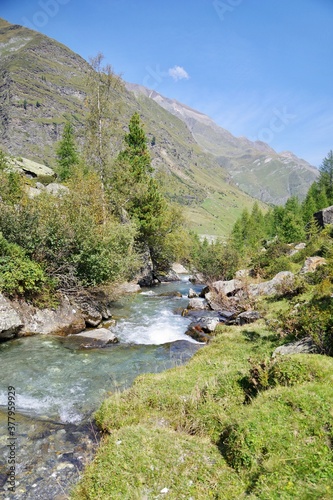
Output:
56,121,79,180
319,150,333,203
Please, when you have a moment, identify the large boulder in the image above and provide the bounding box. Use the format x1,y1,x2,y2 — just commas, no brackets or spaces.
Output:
188,288,198,298
273,337,319,357
248,271,294,297
314,205,333,228
137,248,156,287
70,328,118,348
300,256,327,274
12,297,85,337
212,279,243,296
118,282,142,294
172,263,188,274
154,269,180,283
187,298,210,310
0,294,23,340
236,310,261,326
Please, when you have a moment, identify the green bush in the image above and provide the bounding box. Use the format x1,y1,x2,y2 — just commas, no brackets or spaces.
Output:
243,355,323,400
0,233,46,297
0,170,139,289
251,241,292,278
279,297,333,356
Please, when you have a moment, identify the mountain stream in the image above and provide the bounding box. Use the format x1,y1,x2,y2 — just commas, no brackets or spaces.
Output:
0,276,203,499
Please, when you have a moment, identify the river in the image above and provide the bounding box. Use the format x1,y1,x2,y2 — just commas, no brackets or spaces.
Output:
0,276,204,499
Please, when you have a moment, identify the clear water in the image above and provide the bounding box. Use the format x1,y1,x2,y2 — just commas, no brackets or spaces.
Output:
0,276,203,424
0,277,204,497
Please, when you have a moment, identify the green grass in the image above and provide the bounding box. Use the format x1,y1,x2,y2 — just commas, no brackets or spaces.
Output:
71,315,333,499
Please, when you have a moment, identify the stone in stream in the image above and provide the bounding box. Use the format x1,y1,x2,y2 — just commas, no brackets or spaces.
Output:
187,298,210,310
71,328,118,348
188,288,198,298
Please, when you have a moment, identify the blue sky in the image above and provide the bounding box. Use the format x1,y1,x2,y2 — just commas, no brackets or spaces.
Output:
1,0,332,167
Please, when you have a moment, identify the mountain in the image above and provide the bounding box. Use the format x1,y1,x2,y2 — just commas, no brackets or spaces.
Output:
126,84,318,205
0,18,317,237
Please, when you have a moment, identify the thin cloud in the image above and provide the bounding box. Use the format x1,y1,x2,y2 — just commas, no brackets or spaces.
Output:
168,65,190,81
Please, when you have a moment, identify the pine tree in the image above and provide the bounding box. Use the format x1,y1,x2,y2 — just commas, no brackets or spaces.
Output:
319,150,333,203
56,121,79,180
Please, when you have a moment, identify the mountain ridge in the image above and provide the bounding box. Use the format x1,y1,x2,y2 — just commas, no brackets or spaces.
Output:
126,82,318,204
0,18,318,236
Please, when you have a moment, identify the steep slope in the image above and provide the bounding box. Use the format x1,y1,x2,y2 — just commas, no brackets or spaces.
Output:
126,83,319,205
0,18,264,237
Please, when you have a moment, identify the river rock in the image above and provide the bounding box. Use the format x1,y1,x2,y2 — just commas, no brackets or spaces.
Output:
172,263,188,274
185,325,212,343
189,272,205,284
12,297,85,337
136,246,155,286
155,269,180,282
71,328,118,347
0,293,23,340
212,279,243,296
248,271,295,297
118,282,142,293
187,298,209,310
273,337,319,357
188,288,198,298
236,310,261,326
300,256,327,274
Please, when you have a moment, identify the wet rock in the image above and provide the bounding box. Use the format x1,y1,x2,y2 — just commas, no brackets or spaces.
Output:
188,288,198,298
236,310,261,326
158,291,182,298
185,324,212,343
187,298,209,310
71,328,118,347
155,269,180,282
300,256,327,274
273,337,319,357
0,293,23,340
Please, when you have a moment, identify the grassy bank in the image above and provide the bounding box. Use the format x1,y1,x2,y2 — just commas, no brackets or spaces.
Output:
72,317,333,499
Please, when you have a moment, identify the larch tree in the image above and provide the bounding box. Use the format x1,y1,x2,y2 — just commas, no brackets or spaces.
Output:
84,52,124,191
56,121,79,180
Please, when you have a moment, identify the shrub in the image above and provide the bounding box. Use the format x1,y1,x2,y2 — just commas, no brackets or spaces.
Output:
251,241,291,278
279,297,333,356
0,233,47,298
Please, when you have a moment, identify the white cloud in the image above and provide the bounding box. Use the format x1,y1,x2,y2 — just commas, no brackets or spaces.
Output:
168,65,190,82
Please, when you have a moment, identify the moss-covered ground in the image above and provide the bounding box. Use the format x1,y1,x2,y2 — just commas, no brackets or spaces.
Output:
72,308,333,499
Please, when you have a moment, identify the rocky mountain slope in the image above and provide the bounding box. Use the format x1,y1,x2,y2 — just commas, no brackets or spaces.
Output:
0,18,317,236
126,83,318,205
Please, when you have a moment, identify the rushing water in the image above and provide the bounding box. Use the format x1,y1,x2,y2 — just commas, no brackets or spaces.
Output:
0,277,203,498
